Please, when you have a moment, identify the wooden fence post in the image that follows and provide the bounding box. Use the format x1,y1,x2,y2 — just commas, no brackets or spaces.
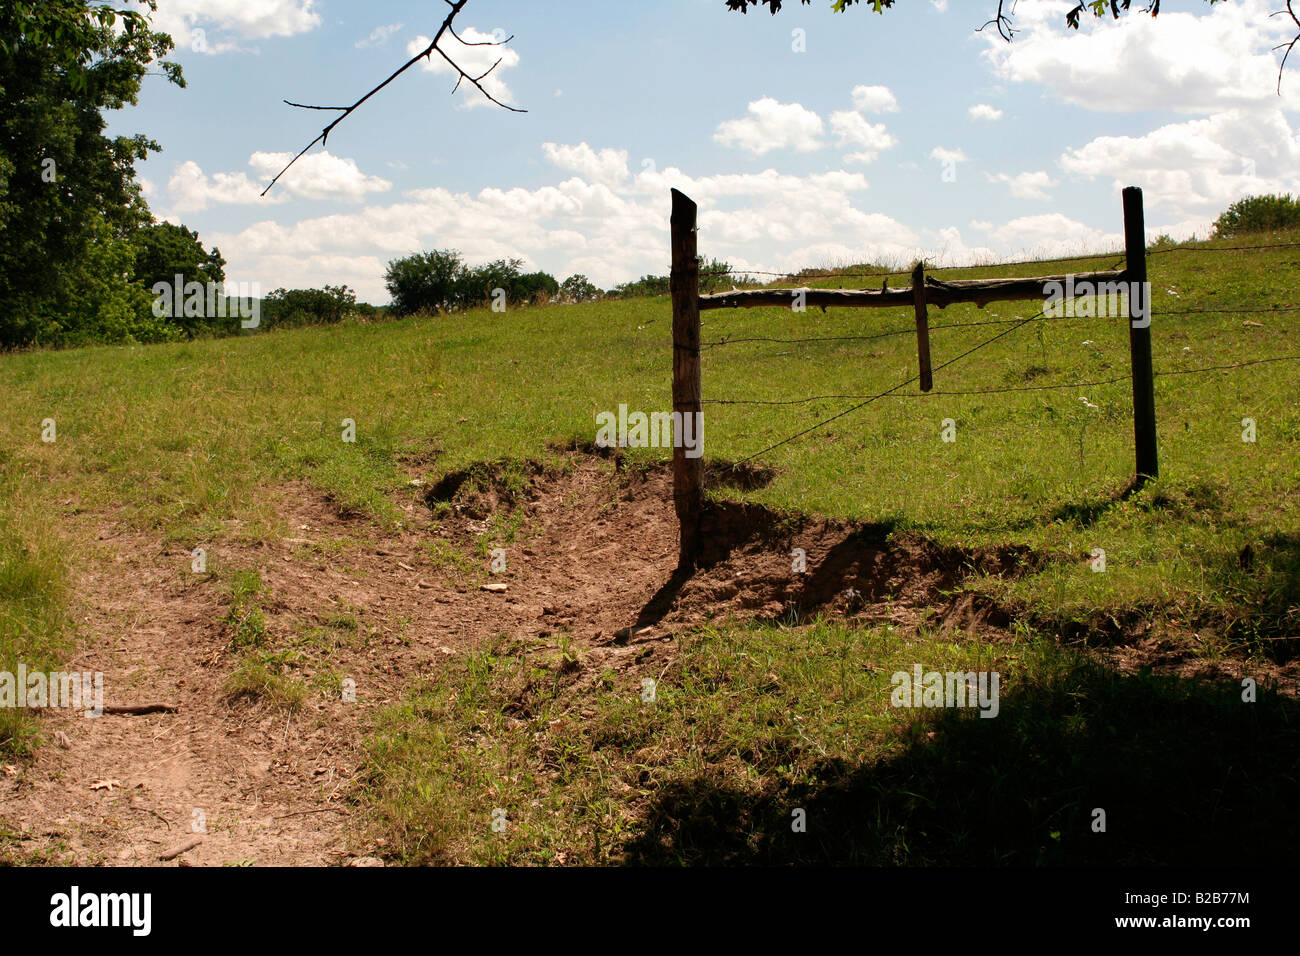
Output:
1123,186,1158,486
670,189,704,570
912,260,933,393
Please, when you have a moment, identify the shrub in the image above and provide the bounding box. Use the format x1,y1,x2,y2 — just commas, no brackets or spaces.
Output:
1212,194,1300,238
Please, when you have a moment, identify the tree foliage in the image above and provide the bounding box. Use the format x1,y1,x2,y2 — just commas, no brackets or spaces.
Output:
132,222,225,294
0,1,183,348
724,1,1230,33
262,285,360,330
384,251,561,316
1212,193,1300,238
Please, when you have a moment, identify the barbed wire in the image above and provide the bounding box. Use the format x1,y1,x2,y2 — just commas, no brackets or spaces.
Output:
1148,240,1300,256
707,354,1300,411
727,309,1050,467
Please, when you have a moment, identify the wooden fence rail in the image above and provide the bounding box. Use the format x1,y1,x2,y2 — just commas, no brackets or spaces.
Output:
669,185,1156,569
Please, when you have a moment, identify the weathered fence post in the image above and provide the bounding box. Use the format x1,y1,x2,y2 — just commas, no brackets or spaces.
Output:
1123,185,1158,486
670,189,704,570
911,260,933,393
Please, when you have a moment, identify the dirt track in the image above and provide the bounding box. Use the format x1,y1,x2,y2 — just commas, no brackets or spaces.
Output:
3,456,1288,865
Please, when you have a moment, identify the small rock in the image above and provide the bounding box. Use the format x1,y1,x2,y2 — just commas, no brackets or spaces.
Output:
348,856,386,867
480,582,508,593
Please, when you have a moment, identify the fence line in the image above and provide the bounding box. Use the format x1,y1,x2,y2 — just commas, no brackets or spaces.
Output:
667,186,1299,567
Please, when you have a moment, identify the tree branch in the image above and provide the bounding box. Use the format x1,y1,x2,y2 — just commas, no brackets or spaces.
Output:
977,0,1016,42
262,0,523,197
1272,1,1300,94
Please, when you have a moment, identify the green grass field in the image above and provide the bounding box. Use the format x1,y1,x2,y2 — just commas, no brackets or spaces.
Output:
2,230,1298,863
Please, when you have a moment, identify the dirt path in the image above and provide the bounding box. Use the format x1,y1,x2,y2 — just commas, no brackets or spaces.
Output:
4,456,1290,865
1,459,695,865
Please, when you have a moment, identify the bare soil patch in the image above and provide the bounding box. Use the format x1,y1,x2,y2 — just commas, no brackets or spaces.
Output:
3,454,1292,865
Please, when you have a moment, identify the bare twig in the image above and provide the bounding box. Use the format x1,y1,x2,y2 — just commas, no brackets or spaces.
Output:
263,0,523,196
158,837,202,861
103,703,179,716
1271,1,1300,94
977,0,1016,41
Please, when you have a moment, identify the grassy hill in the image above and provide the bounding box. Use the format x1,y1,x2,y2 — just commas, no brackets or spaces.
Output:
2,230,1298,864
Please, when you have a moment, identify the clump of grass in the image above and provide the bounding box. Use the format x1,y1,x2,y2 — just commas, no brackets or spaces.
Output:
225,649,307,710
224,569,268,650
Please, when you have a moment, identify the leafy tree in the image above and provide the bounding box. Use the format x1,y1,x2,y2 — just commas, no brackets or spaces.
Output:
512,270,560,306
385,250,464,316
262,285,358,330
456,257,525,310
561,274,599,303
0,1,184,347
132,222,225,293
51,217,179,346
1212,194,1300,238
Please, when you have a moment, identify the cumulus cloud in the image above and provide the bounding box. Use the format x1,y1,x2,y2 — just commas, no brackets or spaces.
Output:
542,143,630,188
850,85,900,114
968,103,1004,121
150,0,320,54
830,111,899,164
982,213,1122,259
166,160,283,213
407,27,521,109
165,151,389,213
1059,108,1300,222
930,146,969,166
981,0,1295,114
199,136,1130,305
247,151,392,201
987,170,1058,200
714,98,825,155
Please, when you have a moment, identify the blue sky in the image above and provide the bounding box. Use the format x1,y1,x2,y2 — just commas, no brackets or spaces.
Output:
107,0,1300,302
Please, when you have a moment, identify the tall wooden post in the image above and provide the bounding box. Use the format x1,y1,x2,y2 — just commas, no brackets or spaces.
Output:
670,189,704,569
912,261,933,393
1123,186,1158,486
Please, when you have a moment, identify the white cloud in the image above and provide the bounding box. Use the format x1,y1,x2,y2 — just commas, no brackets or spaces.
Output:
542,143,630,188
356,23,403,48
988,170,1058,200
166,160,283,213
982,0,1295,114
165,151,389,213
984,213,1122,259
247,151,392,202
830,111,898,164
1059,108,1300,221
407,27,521,109
930,146,969,165
714,98,825,155
931,0,949,12
150,0,321,54
968,103,1004,121
850,85,900,114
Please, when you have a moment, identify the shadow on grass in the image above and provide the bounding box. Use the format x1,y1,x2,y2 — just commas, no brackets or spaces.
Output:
1204,531,1300,662
618,656,1300,865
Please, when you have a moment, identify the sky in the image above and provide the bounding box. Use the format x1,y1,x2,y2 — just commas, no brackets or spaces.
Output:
105,0,1300,304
